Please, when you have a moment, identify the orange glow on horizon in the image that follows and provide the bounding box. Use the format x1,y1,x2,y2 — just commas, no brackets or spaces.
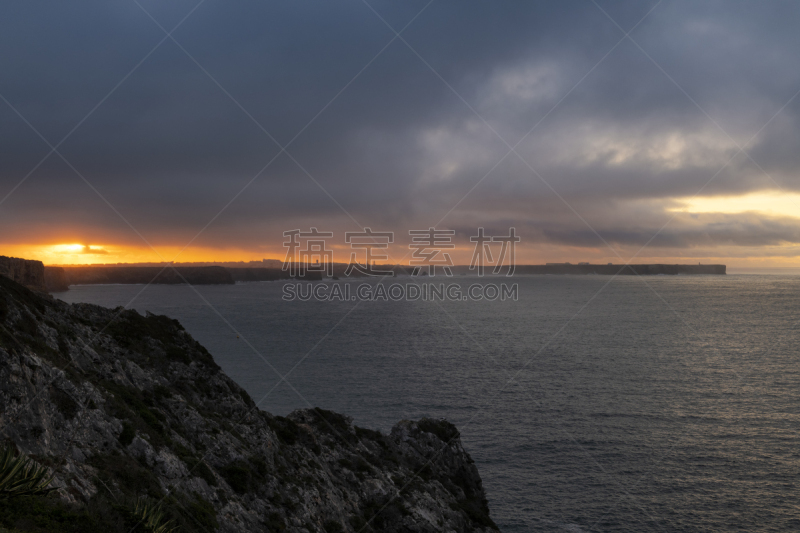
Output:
1,243,288,266
4,241,800,269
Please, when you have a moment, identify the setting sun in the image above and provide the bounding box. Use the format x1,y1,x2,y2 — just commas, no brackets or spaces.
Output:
50,244,105,254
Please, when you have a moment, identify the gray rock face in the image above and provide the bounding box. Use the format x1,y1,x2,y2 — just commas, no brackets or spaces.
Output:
0,256,47,292
0,275,498,532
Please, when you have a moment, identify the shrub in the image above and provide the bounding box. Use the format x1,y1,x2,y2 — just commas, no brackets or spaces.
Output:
0,446,55,500
131,497,177,533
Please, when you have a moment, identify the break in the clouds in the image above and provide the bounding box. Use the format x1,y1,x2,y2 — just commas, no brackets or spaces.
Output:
2,0,800,261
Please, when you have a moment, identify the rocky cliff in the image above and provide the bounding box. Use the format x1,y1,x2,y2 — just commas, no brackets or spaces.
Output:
43,266,69,293
56,266,235,286
0,274,497,533
46,266,321,291
0,256,47,292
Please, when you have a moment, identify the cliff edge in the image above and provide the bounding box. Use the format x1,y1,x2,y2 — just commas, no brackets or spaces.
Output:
0,275,497,533
0,256,47,292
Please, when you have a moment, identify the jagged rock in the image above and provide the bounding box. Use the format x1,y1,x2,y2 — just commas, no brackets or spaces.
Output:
0,274,498,532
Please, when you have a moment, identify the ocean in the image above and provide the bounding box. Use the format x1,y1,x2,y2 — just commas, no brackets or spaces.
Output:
57,275,800,532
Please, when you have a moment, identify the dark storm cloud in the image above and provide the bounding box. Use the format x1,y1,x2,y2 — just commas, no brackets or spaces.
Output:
540,213,800,249
1,0,800,253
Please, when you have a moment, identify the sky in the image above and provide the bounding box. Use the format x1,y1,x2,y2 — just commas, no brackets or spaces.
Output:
2,0,800,267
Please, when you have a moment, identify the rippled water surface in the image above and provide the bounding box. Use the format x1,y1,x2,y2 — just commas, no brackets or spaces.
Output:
58,275,800,532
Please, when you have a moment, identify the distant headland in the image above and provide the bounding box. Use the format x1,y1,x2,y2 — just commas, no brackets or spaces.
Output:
513,263,726,276
0,256,726,293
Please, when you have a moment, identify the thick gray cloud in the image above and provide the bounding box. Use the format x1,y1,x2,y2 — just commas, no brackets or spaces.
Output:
1,0,800,259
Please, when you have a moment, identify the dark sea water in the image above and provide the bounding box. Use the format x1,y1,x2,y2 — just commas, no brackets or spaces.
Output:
57,275,800,532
